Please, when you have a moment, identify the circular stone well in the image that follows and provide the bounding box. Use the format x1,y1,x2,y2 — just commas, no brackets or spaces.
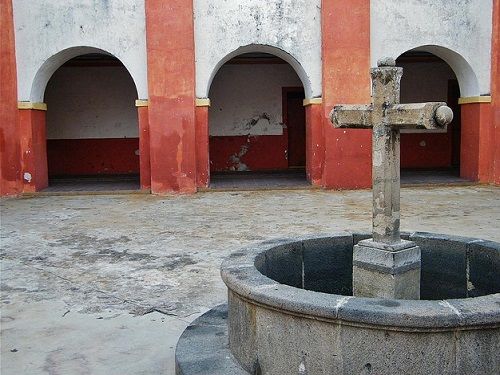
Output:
176,232,500,375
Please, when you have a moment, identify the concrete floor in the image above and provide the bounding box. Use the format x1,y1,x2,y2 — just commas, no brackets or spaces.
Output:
1,185,499,375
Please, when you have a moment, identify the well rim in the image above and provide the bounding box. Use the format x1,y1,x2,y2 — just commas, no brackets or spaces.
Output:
221,231,500,330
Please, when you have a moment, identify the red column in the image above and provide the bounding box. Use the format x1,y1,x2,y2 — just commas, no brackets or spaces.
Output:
0,0,21,196
137,101,151,190
460,101,492,182
145,0,197,194
19,106,48,192
195,101,210,188
321,0,372,190
304,101,324,185
492,0,500,185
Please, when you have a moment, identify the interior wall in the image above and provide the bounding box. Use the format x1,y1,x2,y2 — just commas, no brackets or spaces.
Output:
398,59,458,168
209,63,302,171
45,65,139,176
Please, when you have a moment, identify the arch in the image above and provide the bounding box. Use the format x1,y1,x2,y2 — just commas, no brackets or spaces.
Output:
396,45,480,98
30,46,139,102
206,44,313,99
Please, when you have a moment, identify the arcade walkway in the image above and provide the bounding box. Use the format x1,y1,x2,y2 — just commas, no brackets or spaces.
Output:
38,168,469,194
2,186,499,375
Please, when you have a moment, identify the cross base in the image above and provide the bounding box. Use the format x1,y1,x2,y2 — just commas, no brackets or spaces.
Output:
353,239,421,299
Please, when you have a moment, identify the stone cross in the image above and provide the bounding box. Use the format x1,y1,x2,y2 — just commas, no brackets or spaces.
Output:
330,58,453,299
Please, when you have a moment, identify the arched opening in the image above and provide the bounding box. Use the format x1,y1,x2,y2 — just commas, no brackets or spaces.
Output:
43,53,141,191
396,50,466,184
208,52,309,189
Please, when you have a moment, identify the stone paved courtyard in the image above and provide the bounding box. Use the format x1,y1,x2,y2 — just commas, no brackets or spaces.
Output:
1,186,500,375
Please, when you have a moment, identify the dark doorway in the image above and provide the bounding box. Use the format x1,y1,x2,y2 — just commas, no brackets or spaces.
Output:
283,88,306,168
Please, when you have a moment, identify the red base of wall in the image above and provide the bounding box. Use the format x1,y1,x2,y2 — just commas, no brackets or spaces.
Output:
47,138,140,176
210,135,288,171
401,133,452,168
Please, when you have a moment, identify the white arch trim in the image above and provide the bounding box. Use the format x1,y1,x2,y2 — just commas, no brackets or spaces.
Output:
30,46,140,103
396,45,480,98
205,44,314,99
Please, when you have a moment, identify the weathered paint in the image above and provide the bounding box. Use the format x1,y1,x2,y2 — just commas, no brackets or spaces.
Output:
47,138,139,176
492,0,500,185
209,135,287,172
145,0,197,194
209,64,300,137
321,0,372,189
195,106,209,187
460,103,492,181
207,61,304,173
0,0,21,196
3,0,498,196
305,103,324,185
19,109,48,192
194,0,321,99
12,0,148,102
371,0,492,97
137,106,150,189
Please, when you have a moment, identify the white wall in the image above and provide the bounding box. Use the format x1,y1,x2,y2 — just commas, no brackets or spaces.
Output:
45,66,138,139
13,0,148,102
371,0,492,96
209,64,302,136
194,0,321,99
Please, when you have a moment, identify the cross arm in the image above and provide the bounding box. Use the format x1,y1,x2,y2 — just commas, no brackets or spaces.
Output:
330,104,373,129
385,102,453,130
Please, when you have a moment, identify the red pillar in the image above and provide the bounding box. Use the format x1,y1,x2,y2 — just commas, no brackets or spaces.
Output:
460,100,492,182
492,0,500,185
137,101,151,190
145,0,197,194
321,0,372,189
304,100,324,185
19,105,48,192
0,0,22,196
195,100,210,188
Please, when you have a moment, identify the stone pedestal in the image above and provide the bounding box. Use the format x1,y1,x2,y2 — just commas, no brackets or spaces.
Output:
353,239,421,299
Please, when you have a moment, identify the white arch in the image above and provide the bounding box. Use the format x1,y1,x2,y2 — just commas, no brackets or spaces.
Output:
30,46,140,102
205,44,313,99
396,45,480,97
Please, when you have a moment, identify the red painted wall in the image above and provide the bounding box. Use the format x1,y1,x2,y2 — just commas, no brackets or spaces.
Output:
195,106,209,187
138,106,151,189
145,0,197,194
210,135,288,172
0,0,21,196
47,138,139,176
305,104,324,184
19,109,48,192
321,0,372,189
492,0,500,185
401,133,452,168
460,103,492,181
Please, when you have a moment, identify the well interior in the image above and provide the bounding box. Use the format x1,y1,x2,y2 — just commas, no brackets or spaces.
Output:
255,233,500,300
